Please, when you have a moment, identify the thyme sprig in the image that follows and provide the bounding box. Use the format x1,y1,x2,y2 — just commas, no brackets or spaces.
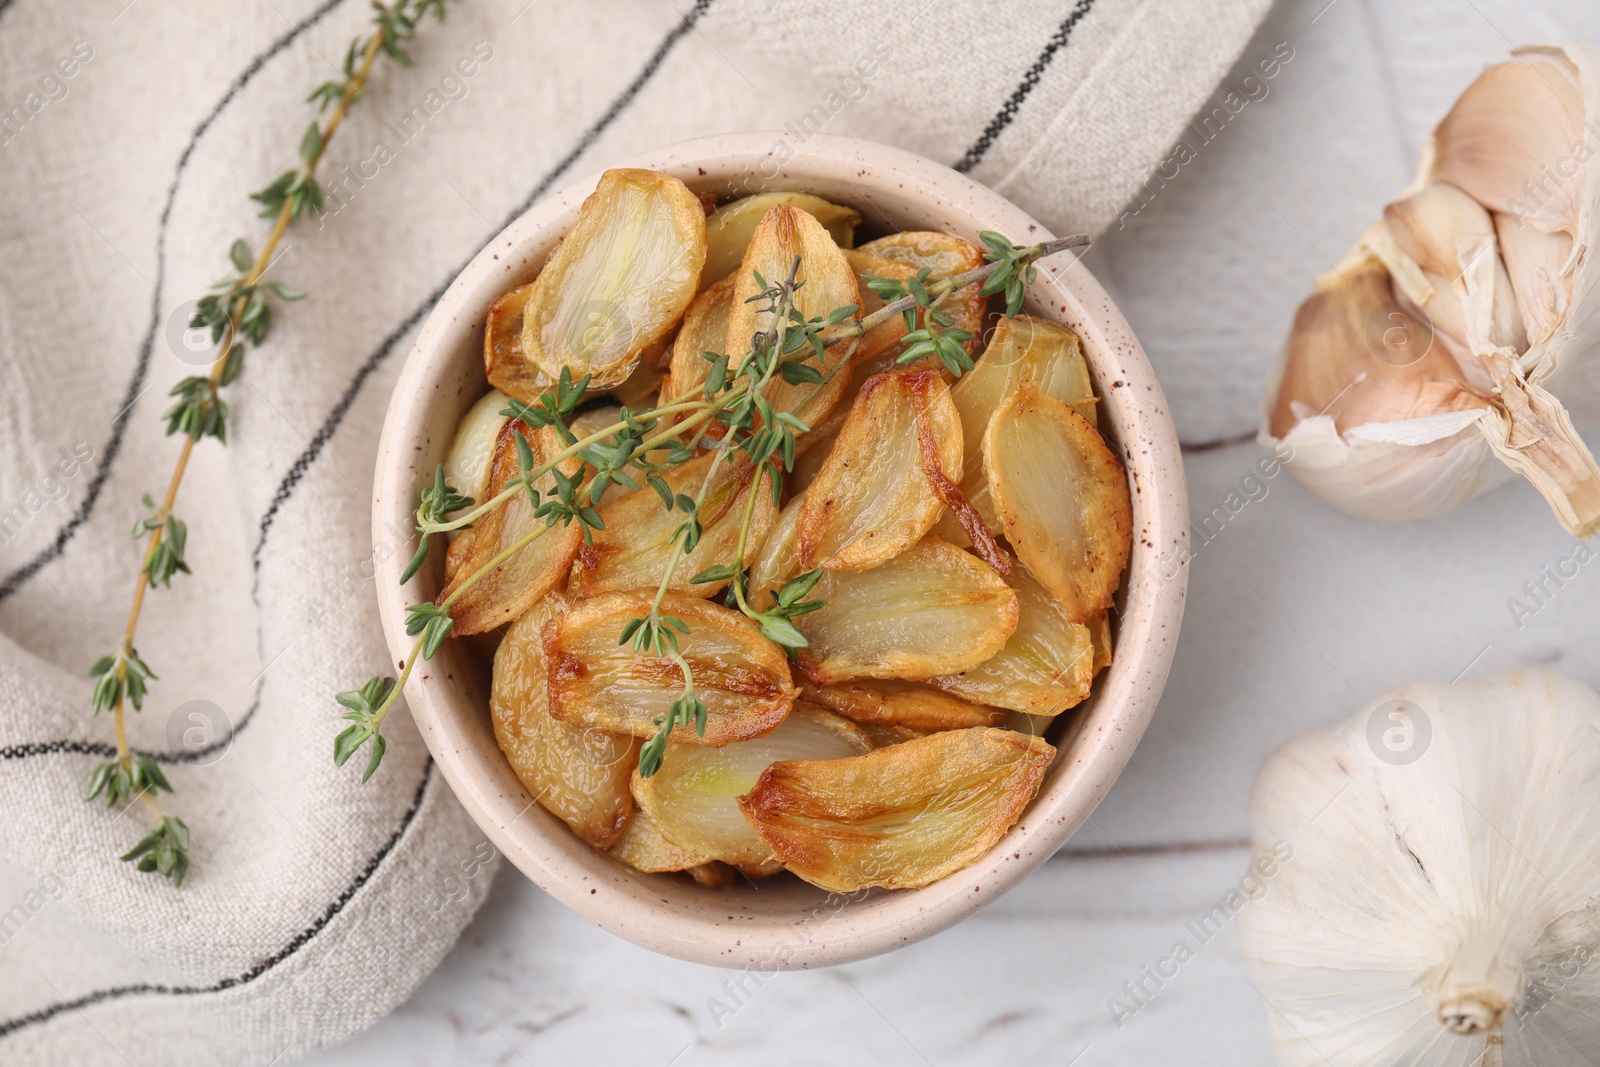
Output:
337,231,1091,783
84,0,455,887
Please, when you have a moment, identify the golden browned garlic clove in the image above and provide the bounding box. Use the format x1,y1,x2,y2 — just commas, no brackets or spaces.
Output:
663,277,734,403
607,350,666,411
702,192,860,287
854,722,929,748
790,536,1019,685
545,591,796,745
630,702,870,866
492,591,639,848
852,232,986,372
440,420,583,634
842,250,922,366
748,491,805,609
936,314,1097,549
841,233,987,375
607,806,715,874
984,383,1132,622
785,404,848,496
929,566,1100,715
952,314,1097,438
483,283,534,390
723,205,860,430
441,388,510,530
800,679,1004,732
1089,611,1113,673
738,726,1055,892
796,368,968,572
442,526,476,583
570,453,777,600
493,169,706,398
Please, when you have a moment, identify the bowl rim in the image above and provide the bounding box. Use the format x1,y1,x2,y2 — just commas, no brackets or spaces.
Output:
372,132,1190,969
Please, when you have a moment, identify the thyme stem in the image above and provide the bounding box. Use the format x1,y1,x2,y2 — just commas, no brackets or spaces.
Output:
422,390,739,534
94,4,456,883
824,233,1089,348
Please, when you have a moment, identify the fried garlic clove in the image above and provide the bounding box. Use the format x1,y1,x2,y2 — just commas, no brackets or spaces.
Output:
860,233,985,355
703,192,860,287
492,591,639,849
785,404,848,496
843,232,988,377
493,169,706,398
854,722,929,748
607,806,715,873
608,350,667,411
937,314,1098,549
800,679,1003,732
663,277,734,403
842,249,920,366
985,383,1131,622
545,591,796,745
724,205,860,431
748,490,805,610
631,702,870,866
442,388,510,531
442,526,476,584
1088,611,1113,673
483,283,534,391
861,230,984,278
796,369,964,572
571,453,777,600
791,536,1018,685
953,314,1097,441
440,420,583,634
929,566,1100,715
738,726,1055,892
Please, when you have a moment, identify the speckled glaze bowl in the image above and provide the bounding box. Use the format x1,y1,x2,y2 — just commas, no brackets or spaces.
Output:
373,133,1188,969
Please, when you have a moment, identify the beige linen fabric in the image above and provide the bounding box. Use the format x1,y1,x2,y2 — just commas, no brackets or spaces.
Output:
0,0,1269,1062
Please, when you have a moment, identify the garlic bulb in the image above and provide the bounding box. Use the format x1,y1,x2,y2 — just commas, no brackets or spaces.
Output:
1263,44,1600,537
1237,670,1600,1066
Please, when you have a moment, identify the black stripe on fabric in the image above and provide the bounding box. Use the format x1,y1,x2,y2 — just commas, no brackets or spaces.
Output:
0,0,354,607
952,0,1096,174
0,0,13,26
251,0,717,567
0,739,115,761
0,762,433,1040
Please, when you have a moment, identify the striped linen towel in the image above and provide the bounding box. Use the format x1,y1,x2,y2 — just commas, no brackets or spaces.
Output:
0,0,1269,1062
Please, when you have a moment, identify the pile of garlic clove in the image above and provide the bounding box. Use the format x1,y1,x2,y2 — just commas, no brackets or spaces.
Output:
1238,670,1600,1066
1263,44,1600,537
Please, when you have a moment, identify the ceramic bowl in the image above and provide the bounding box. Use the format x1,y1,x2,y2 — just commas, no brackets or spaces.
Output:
372,132,1188,968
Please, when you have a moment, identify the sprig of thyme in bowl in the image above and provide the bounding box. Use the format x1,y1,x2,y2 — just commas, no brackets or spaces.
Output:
335,225,1090,784
84,0,455,887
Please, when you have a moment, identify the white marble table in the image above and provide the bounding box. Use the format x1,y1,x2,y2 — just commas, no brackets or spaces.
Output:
304,0,1600,1063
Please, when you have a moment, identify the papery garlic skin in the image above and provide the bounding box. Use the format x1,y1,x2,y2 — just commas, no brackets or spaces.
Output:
1274,410,1512,522
1263,43,1600,537
1238,670,1600,1067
